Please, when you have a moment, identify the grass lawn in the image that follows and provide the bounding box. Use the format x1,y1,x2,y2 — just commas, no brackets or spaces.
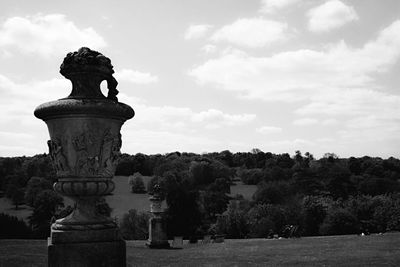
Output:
229,180,257,200
1,233,399,266
0,197,32,221
106,175,155,221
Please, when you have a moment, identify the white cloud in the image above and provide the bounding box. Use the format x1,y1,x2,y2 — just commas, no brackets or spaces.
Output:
321,118,338,126
296,89,400,119
190,20,400,102
293,118,318,126
260,0,301,14
189,20,400,156
202,44,217,54
119,103,256,153
256,126,282,134
211,18,288,48
115,69,159,84
191,109,256,129
316,137,335,143
133,104,256,131
184,24,213,40
307,0,358,33
0,14,106,57
0,74,71,156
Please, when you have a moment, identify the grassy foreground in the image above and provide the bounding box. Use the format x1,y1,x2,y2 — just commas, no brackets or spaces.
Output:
1,233,399,266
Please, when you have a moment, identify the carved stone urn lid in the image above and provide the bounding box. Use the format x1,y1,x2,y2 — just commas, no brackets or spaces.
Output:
60,47,114,79
34,47,134,121
60,47,118,100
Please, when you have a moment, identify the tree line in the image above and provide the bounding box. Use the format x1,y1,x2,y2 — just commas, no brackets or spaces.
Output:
1,150,400,240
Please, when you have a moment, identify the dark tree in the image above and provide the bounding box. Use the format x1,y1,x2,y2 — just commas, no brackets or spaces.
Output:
301,196,331,236
238,168,263,185
201,190,229,220
24,176,53,207
358,175,399,196
29,190,64,239
189,161,214,185
319,207,359,236
293,169,324,196
253,181,292,205
166,187,202,238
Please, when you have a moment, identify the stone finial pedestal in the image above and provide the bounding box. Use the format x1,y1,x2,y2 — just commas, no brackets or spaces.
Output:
34,47,134,267
146,185,170,249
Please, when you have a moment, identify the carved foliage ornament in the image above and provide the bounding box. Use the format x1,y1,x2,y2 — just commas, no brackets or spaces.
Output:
60,47,119,101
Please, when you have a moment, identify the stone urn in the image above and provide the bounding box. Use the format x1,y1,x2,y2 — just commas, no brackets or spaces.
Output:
147,184,170,248
34,47,134,267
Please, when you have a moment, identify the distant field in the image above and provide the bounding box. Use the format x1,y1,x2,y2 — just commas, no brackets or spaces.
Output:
0,198,32,221
0,176,256,222
1,233,400,266
229,180,257,200
106,175,155,221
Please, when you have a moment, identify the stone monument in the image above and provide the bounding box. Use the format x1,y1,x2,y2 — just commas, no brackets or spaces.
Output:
34,47,134,267
146,184,170,248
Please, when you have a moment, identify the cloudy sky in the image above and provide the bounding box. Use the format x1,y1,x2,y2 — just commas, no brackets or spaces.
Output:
0,0,399,158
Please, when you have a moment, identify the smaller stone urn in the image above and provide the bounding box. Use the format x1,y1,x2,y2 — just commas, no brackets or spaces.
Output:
34,47,134,267
146,184,170,248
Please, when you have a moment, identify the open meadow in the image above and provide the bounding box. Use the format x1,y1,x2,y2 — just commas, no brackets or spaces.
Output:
1,233,399,266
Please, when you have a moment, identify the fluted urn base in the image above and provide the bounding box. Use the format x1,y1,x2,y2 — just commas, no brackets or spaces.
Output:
52,177,116,231
52,197,116,231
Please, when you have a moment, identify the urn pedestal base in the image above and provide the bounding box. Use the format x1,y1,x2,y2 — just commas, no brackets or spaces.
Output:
146,217,170,249
48,226,126,267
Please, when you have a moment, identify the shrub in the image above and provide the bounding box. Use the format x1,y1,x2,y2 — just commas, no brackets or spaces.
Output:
301,196,332,236
129,173,146,194
119,209,150,240
253,180,292,205
372,194,400,232
246,204,276,238
215,200,250,238
29,190,63,239
320,207,359,235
